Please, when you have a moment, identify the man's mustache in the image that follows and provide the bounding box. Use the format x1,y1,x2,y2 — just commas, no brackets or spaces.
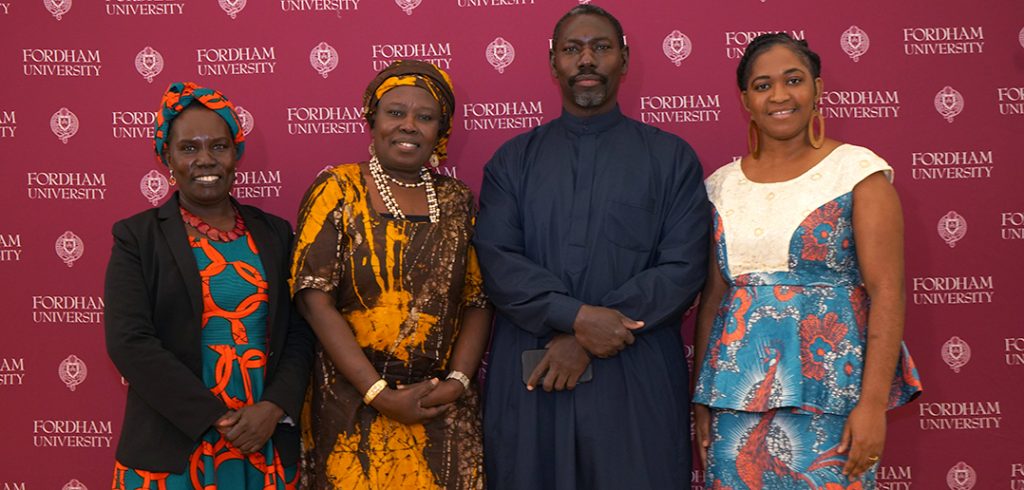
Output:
569,69,607,86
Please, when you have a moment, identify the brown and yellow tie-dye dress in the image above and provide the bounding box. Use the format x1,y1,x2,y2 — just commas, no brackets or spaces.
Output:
290,163,488,490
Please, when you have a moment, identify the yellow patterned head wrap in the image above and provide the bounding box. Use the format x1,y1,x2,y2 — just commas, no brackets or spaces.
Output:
363,60,455,162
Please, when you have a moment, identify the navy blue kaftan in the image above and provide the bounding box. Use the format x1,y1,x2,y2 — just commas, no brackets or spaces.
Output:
474,107,710,490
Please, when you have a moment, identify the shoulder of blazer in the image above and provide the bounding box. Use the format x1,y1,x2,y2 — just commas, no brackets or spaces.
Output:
109,198,177,248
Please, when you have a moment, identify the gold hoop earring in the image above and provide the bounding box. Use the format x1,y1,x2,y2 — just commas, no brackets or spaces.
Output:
747,119,760,160
168,170,177,187
808,108,825,149
429,153,440,168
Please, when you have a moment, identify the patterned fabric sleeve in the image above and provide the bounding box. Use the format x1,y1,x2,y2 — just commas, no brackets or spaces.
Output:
459,186,490,310
462,242,490,309
290,170,348,297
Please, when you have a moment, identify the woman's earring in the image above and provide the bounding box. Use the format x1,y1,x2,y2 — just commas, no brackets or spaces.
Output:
807,105,825,149
168,170,177,186
368,143,378,164
429,153,440,168
747,119,760,160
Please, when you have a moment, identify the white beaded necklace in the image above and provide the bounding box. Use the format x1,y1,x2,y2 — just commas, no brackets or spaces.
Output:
369,156,440,223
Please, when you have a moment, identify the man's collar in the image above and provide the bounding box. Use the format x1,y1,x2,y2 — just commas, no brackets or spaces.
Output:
559,104,624,135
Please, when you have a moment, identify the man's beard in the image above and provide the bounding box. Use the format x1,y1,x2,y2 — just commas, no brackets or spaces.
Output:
569,69,609,109
573,88,606,108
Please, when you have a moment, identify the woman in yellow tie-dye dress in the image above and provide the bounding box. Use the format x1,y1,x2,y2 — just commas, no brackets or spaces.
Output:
289,60,492,489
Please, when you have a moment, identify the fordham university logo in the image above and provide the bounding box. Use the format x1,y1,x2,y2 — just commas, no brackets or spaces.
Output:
309,42,339,79
63,479,87,490
662,31,692,66
139,170,169,206
946,461,976,490
55,230,83,267
486,37,515,74
1019,27,1024,49
938,211,967,247
395,0,420,15
235,106,254,136
134,46,164,83
840,26,870,62
942,336,971,373
935,86,964,123
58,355,87,391
219,0,245,18
45,0,72,20
50,107,79,144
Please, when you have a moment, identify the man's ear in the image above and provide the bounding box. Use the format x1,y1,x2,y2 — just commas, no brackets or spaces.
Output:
621,46,629,75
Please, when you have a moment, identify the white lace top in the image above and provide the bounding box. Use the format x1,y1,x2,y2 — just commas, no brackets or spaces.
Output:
704,144,893,277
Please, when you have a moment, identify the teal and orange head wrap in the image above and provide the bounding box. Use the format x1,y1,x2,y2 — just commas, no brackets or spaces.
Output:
362,60,455,162
154,82,245,166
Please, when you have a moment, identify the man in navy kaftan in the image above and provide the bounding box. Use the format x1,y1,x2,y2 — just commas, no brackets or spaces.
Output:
474,6,710,490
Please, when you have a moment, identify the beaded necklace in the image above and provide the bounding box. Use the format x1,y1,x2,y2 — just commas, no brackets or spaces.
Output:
386,173,426,188
179,205,246,242
368,157,440,223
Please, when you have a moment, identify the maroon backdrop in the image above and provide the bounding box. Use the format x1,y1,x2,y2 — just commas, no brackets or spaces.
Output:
2,0,1023,489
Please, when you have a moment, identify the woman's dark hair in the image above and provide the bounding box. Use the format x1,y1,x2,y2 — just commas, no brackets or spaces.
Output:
736,33,821,91
551,4,626,49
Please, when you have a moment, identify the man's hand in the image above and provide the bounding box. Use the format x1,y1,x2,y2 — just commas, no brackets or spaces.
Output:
572,305,643,357
216,401,284,454
526,334,591,392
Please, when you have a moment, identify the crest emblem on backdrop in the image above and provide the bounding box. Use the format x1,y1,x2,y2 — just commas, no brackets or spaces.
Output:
840,26,870,62
938,211,967,248
486,38,515,74
135,46,164,83
235,106,254,136
44,0,72,20
50,107,79,144
934,86,964,123
63,479,87,490
395,0,421,15
140,170,169,207
58,354,87,391
55,231,84,267
662,31,692,67
310,42,339,79
219,0,245,19
941,336,971,373
1019,27,1024,49
946,462,976,490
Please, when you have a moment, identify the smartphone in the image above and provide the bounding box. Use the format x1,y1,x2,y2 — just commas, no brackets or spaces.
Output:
521,348,593,386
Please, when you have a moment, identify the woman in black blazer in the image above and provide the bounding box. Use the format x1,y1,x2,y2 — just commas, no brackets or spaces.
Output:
104,82,312,489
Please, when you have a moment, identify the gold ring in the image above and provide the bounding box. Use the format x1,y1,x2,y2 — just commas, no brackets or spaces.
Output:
867,455,880,462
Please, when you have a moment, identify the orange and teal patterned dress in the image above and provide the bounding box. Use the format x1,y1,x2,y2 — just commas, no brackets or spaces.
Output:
290,163,488,489
113,233,298,489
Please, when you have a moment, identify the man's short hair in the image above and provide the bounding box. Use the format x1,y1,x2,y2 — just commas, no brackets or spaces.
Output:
550,4,626,50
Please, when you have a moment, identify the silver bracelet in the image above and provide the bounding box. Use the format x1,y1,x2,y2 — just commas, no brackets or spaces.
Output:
446,370,471,391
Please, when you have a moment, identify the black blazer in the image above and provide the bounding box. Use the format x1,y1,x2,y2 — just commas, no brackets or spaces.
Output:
104,193,313,472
